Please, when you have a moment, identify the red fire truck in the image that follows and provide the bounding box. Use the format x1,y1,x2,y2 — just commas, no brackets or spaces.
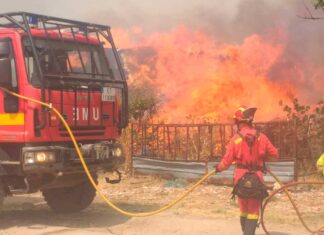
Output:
0,12,128,212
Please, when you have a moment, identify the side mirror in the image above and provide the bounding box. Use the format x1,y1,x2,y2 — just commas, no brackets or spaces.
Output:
0,41,12,88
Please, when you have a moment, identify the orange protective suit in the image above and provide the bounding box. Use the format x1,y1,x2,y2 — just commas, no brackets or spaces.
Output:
217,126,278,219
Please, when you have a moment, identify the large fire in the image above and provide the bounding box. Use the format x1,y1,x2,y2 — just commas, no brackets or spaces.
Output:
112,26,317,123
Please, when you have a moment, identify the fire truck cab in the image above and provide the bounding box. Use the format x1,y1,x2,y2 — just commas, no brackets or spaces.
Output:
0,12,128,212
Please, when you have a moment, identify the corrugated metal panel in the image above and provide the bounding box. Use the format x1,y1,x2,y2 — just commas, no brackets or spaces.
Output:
133,157,295,184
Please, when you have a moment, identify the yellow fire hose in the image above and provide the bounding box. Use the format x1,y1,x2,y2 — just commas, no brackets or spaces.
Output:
1,87,323,234
261,180,324,235
263,170,319,234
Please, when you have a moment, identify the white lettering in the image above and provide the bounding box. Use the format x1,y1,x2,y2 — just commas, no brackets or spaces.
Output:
72,107,79,121
82,108,89,121
72,107,100,121
93,107,99,121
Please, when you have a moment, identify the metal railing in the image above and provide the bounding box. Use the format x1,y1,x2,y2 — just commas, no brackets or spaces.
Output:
130,121,297,162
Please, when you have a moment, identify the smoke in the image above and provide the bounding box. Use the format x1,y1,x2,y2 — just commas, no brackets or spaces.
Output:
228,0,324,103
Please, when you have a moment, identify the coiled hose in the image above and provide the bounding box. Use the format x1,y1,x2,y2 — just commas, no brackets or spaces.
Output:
261,170,324,235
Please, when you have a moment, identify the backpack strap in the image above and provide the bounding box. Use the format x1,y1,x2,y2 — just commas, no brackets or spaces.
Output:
254,130,267,173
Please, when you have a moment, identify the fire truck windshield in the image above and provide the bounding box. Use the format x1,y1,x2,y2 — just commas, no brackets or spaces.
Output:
22,37,120,85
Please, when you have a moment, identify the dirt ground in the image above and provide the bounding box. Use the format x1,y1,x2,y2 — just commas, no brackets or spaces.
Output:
0,173,323,235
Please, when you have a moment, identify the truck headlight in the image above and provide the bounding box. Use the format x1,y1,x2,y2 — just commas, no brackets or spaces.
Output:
36,152,56,162
24,151,56,164
24,152,36,164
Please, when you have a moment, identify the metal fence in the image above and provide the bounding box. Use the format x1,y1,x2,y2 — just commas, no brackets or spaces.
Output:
130,121,297,161
129,121,299,182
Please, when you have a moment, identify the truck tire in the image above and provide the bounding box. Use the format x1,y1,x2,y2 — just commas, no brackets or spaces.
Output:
42,174,98,213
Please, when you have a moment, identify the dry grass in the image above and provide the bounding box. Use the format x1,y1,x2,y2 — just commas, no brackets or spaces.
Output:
98,172,324,228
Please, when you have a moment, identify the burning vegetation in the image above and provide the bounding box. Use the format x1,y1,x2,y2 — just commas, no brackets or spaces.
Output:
113,25,323,123
102,1,324,173
112,15,324,172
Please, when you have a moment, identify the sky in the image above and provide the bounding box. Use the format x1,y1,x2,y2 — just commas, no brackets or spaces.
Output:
0,0,241,26
1,0,322,30
1,0,324,46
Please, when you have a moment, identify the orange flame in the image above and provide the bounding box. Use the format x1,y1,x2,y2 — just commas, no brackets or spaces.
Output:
114,26,297,123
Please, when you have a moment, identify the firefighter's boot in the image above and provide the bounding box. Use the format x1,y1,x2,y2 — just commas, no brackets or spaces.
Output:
243,219,258,235
240,216,246,233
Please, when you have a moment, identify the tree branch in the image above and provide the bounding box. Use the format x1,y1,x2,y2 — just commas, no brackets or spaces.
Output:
297,0,324,20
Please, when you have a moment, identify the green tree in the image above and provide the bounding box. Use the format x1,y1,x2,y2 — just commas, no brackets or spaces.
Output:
313,0,324,10
128,81,160,123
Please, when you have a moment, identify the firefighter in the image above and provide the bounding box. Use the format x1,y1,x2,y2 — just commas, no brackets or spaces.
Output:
317,153,324,176
215,106,278,235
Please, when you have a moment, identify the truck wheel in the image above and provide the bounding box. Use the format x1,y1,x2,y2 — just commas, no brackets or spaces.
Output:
42,174,98,213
